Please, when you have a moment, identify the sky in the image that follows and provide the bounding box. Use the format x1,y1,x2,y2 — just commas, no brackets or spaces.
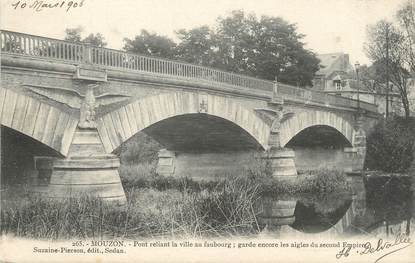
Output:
0,0,407,65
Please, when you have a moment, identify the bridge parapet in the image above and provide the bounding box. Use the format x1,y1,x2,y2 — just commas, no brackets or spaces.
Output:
1,30,378,113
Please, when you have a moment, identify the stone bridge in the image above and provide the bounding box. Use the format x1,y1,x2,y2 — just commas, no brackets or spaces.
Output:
0,30,379,203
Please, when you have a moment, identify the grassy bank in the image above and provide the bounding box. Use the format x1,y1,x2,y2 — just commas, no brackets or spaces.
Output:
1,161,351,239
119,162,351,195
1,179,260,239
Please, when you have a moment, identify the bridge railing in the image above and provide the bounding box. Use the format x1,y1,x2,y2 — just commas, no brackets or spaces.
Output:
1,30,378,113
0,30,271,91
277,83,377,111
1,30,84,63
89,46,272,90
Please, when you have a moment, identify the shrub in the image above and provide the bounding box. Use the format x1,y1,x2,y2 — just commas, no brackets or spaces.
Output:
364,174,412,223
119,160,350,195
119,162,220,192
365,117,415,173
302,169,351,193
252,169,350,195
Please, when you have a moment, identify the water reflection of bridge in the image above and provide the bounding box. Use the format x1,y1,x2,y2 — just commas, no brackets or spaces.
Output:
259,176,414,238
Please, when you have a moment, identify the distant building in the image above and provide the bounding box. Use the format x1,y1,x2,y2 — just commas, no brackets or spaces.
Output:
310,52,415,116
313,52,353,93
313,52,378,105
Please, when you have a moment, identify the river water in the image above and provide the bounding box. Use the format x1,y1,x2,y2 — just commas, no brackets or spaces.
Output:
256,174,414,238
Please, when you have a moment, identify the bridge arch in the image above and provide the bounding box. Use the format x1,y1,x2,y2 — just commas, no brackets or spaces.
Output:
97,92,271,153
280,111,355,147
0,88,78,157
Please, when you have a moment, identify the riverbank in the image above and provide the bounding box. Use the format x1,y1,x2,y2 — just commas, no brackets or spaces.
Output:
363,171,413,192
119,163,352,195
1,167,353,239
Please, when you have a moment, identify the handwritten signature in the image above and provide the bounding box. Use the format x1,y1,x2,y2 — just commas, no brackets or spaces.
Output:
11,0,85,12
336,233,412,262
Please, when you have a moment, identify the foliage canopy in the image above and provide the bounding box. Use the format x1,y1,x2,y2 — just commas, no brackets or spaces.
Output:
365,117,415,173
122,10,320,86
64,27,107,47
364,1,415,118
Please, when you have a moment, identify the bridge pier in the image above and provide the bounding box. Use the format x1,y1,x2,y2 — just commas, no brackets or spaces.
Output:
31,128,126,204
257,196,297,232
155,147,298,180
260,100,298,180
350,114,367,172
156,149,176,176
263,147,297,180
156,149,263,180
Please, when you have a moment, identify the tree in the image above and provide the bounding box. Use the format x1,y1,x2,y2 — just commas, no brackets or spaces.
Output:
174,11,320,86
213,11,258,74
175,26,218,66
346,64,379,92
365,20,412,118
83,33,107,48
365,117,415,172
64,27,107,47
64,27,83,43
123,30,176,59
346,62,402,94
397,0,415,73
126,10,320,86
